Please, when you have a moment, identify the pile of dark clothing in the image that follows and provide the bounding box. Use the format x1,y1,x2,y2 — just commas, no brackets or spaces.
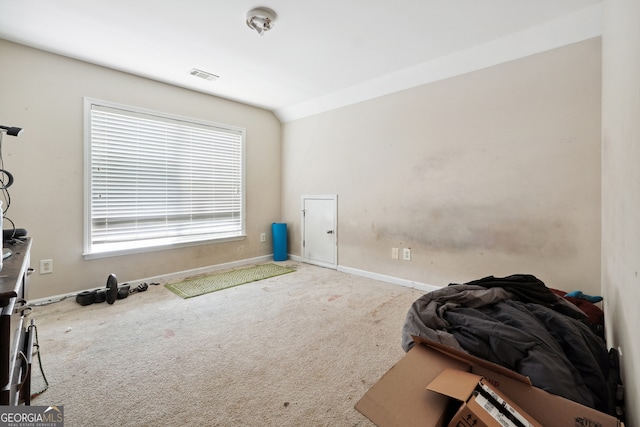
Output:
402,274,623,418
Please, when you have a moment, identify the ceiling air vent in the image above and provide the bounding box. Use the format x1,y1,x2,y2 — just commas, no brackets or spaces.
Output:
189,68,219,82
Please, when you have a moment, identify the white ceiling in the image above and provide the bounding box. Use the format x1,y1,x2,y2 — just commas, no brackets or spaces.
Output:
0,1,602,122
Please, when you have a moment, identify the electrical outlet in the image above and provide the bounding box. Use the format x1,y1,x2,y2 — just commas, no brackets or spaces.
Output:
403,248,411,261
391,247,399,259
40,259,53,274
260,233,266,242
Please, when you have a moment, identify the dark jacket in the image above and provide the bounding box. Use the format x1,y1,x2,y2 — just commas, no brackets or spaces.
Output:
401,276,612,415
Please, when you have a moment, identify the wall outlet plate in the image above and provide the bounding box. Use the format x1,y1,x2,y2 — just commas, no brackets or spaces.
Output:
40,259,53,274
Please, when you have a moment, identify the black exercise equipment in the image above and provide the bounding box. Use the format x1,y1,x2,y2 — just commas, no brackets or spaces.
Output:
106,274,118,304
116,284,130,300
75,290,97,306
75,274,153,306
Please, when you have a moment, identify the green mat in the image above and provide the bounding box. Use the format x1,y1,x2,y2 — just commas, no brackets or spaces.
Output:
165,263,295,299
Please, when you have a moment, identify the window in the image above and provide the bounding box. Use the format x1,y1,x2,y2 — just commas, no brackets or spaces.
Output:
84,98,245,258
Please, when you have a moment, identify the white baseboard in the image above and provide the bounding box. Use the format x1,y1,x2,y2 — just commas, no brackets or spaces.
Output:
279,254,439,292
29,254,437,306
29,254,273,306
337,265,440,293
134,254,274,286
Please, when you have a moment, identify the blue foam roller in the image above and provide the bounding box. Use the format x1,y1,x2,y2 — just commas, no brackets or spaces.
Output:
272,223,288,261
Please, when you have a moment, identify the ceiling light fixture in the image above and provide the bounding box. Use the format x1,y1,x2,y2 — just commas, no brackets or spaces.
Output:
246,7,276,36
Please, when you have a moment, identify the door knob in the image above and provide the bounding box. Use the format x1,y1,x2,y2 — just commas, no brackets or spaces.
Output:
326,230,334,234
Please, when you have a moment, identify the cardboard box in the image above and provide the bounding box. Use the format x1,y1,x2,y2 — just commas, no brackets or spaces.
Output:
355,336,623,427
427,368,542,427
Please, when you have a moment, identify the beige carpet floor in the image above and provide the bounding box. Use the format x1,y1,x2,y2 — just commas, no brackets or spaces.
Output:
27,261,426,426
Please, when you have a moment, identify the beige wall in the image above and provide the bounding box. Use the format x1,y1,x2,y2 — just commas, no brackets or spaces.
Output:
602,0,640,426
283,38,602,294
0,39,282,299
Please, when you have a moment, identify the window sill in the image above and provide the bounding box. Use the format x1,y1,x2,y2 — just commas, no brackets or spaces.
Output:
83,235,246,260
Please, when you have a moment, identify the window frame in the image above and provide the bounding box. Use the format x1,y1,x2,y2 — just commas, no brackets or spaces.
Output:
83,97,246,259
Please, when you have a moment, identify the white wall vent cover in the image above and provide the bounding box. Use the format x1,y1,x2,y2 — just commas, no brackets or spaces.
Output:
189,68,219,81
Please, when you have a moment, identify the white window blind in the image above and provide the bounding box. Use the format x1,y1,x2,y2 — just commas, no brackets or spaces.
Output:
84,99,245,257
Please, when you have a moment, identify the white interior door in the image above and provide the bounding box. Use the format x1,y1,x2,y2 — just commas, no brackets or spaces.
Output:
301,195,337,268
